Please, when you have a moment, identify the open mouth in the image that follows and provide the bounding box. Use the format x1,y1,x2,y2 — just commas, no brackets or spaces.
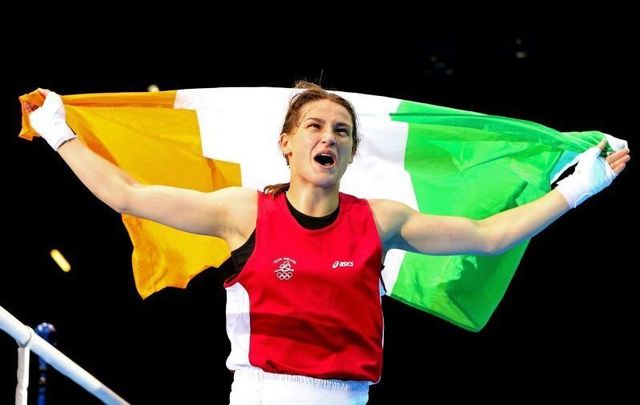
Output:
314,153,336,168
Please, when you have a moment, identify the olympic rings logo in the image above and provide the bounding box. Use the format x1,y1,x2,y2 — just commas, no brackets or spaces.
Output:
274,260,294,280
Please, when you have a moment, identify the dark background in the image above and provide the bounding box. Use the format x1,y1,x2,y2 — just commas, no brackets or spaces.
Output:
1,19,637,404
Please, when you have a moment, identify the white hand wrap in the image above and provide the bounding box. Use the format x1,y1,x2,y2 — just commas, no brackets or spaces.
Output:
556,145,617,208
29,92,77,151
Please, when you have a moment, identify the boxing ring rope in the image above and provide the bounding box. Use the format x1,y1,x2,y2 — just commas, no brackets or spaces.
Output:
0,305,129,405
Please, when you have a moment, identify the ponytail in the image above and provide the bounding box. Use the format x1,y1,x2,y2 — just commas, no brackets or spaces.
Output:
263,182,290,196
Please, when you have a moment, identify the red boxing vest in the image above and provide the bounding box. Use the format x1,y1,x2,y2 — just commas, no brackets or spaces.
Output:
224,191,383,382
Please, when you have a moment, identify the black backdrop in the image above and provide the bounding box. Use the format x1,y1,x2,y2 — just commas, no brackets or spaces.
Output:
1,22,637,404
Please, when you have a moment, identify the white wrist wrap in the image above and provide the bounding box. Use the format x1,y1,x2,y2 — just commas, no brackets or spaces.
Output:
29,92,77,151
556,146,617,208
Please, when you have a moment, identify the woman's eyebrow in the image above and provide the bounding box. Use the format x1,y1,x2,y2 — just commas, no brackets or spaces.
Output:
305,117,352,131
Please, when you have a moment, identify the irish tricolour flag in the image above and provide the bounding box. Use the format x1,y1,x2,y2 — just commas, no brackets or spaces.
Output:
20,87,619,331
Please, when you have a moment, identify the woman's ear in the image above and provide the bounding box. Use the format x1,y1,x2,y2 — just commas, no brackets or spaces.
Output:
280,133,291,164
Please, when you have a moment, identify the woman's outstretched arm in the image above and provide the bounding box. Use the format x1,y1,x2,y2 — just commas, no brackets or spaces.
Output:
24,89,255,240
371,141,630,256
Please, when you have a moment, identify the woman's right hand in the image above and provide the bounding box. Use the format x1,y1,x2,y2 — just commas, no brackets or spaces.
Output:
23,89,77,151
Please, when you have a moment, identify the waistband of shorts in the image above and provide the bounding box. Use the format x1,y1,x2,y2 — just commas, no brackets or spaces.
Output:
233,367,371,391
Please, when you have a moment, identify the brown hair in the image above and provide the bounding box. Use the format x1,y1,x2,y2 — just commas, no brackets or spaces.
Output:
263,81,360,196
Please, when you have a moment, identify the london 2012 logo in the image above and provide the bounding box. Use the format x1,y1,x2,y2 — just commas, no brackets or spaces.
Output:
273,257,297,280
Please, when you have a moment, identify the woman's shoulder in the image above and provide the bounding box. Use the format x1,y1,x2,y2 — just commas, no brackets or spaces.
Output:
217,186,259,199
366,198,412,226
210,186,259,212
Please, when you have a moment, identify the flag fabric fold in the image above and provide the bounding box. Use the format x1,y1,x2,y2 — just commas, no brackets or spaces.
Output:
19,87,615,331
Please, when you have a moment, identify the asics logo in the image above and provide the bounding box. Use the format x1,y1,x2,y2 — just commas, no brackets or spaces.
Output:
332,261,354,269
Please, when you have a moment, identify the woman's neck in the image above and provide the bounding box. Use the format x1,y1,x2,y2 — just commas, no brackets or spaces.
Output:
285,184,340,217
